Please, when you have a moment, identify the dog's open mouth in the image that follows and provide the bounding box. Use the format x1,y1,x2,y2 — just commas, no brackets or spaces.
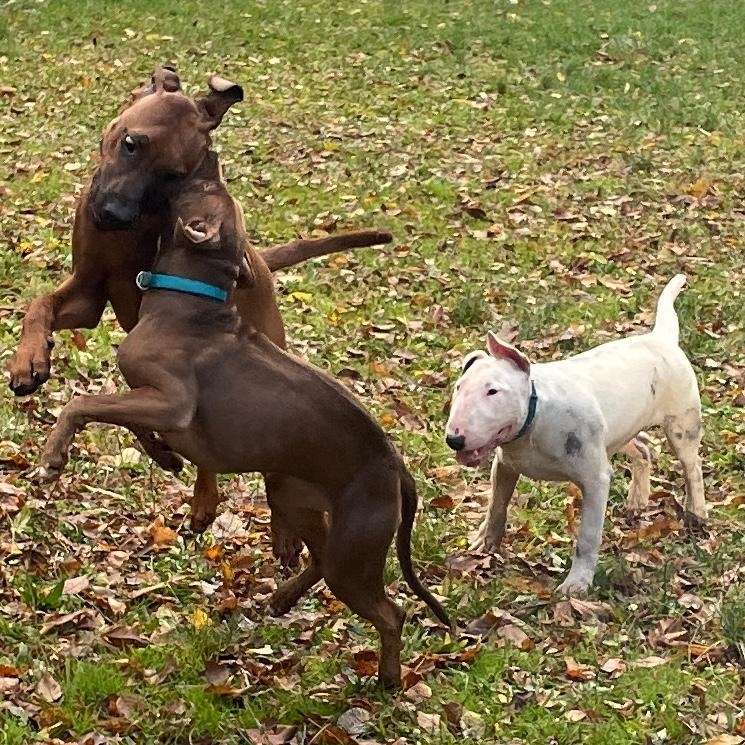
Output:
456,446,494,467
455,426,513,467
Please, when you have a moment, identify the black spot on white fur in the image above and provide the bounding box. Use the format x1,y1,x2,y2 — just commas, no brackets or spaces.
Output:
565,432,582,457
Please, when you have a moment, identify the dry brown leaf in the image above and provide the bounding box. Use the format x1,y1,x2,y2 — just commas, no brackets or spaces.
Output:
564,657,595,682
36,672,62,703
599,658,627,676
62,575,90,595
634,655,667,668
565,709,587,722
416,711,441,734
497,624,533,650
204,661,231,687
148,517,178,547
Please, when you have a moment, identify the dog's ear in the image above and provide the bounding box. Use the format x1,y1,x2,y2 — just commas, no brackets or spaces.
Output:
174,217,221,248
461,350,487,374
236,252,255,288
151,65,181,93
486,332,530,374
197,75,244,131
124,65,181,110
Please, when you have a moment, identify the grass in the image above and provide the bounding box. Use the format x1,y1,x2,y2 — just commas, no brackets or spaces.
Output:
1,0,744,743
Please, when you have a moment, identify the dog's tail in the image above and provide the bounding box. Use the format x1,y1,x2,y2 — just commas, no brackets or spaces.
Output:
259,230,393,272
653,273,687,345
396,469,454,633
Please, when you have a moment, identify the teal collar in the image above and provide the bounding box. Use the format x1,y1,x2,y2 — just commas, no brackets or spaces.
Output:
136,271,228,302
513,381,538,440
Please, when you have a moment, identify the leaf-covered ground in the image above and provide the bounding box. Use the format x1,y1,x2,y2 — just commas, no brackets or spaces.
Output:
1,1,744,743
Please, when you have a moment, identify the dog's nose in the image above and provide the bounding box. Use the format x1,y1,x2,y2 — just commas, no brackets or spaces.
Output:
446,433,466,451
98,198,137,230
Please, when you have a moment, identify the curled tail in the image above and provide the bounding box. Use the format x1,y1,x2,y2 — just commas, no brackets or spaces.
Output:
259,229,393,272
653,274,687,345
396,470,454,633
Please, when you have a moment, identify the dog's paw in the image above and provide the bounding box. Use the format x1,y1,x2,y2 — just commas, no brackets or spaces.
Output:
269,588,297,617
469,532,502,553
684,510,707,533
190,511,215,534
34,463,62,483
556,573,592,597
8,343,51,397
272,531,303,569
154,450,184,475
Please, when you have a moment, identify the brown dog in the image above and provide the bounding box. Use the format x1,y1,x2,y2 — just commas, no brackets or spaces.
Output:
38,154,451,688
7,66,391,540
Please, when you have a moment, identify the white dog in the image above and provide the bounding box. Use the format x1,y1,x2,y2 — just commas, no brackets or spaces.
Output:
445,274,706,595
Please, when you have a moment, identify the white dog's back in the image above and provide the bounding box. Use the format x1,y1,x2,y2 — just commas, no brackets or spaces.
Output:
532,275,694,451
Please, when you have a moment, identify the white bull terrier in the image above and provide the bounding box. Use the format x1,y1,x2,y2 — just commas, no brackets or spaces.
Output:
445,274,706,595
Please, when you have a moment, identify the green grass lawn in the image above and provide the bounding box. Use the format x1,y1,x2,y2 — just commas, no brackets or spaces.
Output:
1,1,744,743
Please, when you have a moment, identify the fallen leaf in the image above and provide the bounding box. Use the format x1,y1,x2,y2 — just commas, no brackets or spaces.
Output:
634,656,667,668
416,711,441,734
404,680,432,703
599,658,627,676
460,709,486,738
564,657,595,682
106,626,149,648
148,517,178,547
204,661,230,687
565,709,587,722
37,672,62,703
337,707,371,736
497,624,533,650
191,608,212,630
62,575,90,595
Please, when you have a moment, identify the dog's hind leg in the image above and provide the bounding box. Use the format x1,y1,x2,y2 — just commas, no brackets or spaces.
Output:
622,436,652,512
267,476,328,615
322,469,405,688
664,406,706,528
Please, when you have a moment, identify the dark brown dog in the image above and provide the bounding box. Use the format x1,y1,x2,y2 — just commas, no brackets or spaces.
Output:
38,154,451,687
7,66,391,540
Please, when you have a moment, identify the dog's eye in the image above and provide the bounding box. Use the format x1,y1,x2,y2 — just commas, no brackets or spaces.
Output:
122,134,137,154
487,388,499,396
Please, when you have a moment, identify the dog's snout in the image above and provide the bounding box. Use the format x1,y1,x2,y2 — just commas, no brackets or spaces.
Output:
96,197,138,230
446,433,466,451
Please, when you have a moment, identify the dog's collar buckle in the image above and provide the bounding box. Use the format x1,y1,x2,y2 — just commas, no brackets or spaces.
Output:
513,380,538,441
136,271,153,291
135,271,228,302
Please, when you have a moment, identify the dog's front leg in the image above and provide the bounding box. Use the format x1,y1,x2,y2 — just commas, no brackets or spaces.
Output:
557,466,612,596
8,274,107,396
191,470,222,533
470,456,519,552
40,386,194,481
